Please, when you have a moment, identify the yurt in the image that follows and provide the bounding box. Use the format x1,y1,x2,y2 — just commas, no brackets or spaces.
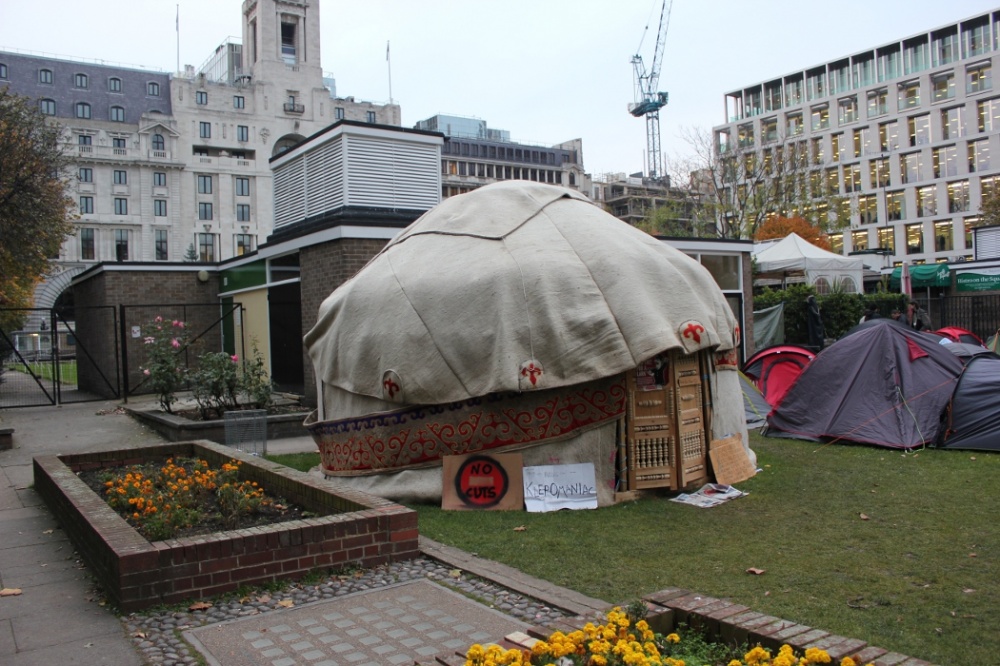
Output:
303,181,750,505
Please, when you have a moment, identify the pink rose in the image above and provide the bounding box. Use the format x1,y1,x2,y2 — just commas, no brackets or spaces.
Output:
143,369,151,376
143,336,155,345
231,354,239,362
154,316,163,323
171,338,180,348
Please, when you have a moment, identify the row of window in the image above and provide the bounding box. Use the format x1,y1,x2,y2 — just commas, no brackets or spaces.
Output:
729,96,1000,152
831,217,984,256
2,65,164,96
197,122,251,142
194,90,248,110
333,107,377,123
443,141,566,165
80,195,251,220
737,17,993,114
43,100,131,121
442,160,566,185
78,229,255,262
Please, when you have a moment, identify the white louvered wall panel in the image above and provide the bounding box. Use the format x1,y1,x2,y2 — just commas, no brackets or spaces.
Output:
304,139,344,217
344,136,440,209
273,155,306,228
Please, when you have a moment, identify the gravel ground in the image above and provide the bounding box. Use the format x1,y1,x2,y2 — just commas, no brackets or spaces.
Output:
119,556,572,665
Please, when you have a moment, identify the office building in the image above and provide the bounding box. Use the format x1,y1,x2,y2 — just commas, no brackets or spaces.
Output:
0,0,399,310
712,9,1000,270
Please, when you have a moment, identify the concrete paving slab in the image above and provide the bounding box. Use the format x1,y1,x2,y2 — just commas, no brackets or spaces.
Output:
0,517,62,549
0,617,14,658
185,578,529,666
0,505,50,524
9,600,125,652
0,540,77,575
6,627,143,666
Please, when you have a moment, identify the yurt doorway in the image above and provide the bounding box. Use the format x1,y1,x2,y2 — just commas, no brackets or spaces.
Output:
623,349,710,492
268,282,304,394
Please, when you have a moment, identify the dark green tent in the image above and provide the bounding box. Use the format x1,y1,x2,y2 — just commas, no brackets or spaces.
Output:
888,263,951,289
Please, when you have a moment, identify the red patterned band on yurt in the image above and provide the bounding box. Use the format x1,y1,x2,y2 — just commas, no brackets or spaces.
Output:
306,375,627,475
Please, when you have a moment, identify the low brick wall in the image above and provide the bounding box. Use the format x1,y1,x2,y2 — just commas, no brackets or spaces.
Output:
125,408,310,443
33,440,418,612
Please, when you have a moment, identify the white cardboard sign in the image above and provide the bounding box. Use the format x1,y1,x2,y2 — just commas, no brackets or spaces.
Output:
522,463,598,512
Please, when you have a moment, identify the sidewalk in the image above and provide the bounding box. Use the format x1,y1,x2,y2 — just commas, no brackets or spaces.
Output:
0,398,609,665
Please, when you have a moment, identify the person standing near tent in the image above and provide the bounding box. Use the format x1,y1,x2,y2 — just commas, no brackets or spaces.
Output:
907,301,931,331
807,295,824,350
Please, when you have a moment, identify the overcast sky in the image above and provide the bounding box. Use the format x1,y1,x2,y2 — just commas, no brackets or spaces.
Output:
2,1,998,177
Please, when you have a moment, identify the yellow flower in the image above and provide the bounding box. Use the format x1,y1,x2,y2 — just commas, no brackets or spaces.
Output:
804,647,832,664
839,659,856,666
666,633,681,644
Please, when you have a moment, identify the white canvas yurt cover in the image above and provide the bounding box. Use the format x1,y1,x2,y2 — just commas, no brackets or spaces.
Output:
304,181,748,505
753,233,863,293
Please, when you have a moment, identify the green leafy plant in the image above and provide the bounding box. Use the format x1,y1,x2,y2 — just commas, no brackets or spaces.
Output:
240,338,273,409
139,317,190,413
190,351,241,419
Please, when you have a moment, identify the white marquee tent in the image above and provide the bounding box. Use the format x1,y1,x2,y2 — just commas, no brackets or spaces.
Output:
753,233,864,293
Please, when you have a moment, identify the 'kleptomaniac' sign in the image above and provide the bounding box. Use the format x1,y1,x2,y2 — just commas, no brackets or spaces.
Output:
957,267,1000,292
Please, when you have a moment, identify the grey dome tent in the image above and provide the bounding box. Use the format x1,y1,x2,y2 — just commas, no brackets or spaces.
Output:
939,354,1000,451
767,319,963,448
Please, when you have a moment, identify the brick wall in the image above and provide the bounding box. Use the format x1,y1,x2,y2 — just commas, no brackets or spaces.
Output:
299,239,388,406
73,267,221,398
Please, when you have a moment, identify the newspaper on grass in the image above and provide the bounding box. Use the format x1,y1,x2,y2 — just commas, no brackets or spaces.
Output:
669,483,747,508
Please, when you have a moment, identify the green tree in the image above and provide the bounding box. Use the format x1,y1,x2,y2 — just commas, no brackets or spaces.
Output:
0,87,75,310
183,243,198,262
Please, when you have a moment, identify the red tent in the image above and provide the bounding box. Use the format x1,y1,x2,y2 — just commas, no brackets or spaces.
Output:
742,345,816,407
933,326,985,346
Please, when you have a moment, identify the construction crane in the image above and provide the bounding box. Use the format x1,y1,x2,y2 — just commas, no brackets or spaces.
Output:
629,0,672,180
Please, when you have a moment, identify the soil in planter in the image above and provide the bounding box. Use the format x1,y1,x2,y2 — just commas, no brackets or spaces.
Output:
77,458,320,541
172,403,306,422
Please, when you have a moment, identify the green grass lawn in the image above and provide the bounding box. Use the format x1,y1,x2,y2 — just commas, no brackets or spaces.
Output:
264,433,999,665
8,360,78,384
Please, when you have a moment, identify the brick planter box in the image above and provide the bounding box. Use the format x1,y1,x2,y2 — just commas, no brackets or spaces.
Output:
126,407,310,443
33,440,418,612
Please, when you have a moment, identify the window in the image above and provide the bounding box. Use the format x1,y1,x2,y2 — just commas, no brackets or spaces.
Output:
335,107,345,120
154,199,167,217
785,77,803,105
829,60,850,94
831,133,842,162
113,170,127,185
898,81,920,110
115,229,129,261
110,106,125,122
197,175,212,194
908,114,930,147
39,99,55,115
153,172,167,187
916,185,937,217
853,126,874,157
281,20,297,64
109,77,121,92
901,152,924,184
78,167,92,183
737,123,754,148
0,63,6,79
965,216,984,248
853,55,875,88
366,111,376,123
811,137,824,165
932,73,955,102
237,125,249,142
852,229,869,251
877,46,901,82
948,181,969,213
199,122,211,139
867,89,888,118
935,221,953,252
198,202,213,220
878,227,895,253
932,29,958,67
806,67,826,100
235,177,250,196
112,137,126,150
75,102,91,119
198,233,215,262
887,190,905,221
837,96,858,124
764,82,782,111
78,134,92,147
762,117,777,143
79,196,93,214
810,105,829,131
235,234,254,256
879,121,899,152
969,139,990,172
829,233,843,254
903,37,928,75
933,145,959,178
151,133,165,151
870,157,890,187
39,68,52,84
155,229,168,261
786,112,803,136
964,21,989,57
233,95,244,109
80,228,95,260
114,198,128,215
843,164,862,193
195,91,208,105
147,82,160,97
74,73,88,89
942,107,965,140
858,194,879,225
977,98,1000,132
826,168,840,194
906,223,924,254
236,204,250,222
967,63,992,95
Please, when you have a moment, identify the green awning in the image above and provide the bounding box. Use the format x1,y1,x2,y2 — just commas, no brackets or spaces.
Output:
888,263,952,288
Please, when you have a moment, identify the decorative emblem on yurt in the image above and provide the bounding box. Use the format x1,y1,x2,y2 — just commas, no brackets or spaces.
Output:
678,320,706,353
381,370,403,402
519,360,544,390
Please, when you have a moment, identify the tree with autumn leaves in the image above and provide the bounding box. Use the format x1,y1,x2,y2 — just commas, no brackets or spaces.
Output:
0,87,76,315
754,215,832,250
